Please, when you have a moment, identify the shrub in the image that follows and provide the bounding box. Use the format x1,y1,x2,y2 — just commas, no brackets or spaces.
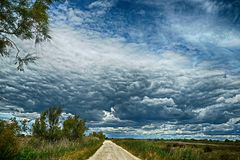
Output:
0,120,19,160
63,115,86,140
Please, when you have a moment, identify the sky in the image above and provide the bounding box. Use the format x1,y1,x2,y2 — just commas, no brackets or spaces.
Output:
0,0,240,140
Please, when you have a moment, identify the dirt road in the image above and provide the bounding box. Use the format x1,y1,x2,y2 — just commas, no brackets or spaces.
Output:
88,140,141,160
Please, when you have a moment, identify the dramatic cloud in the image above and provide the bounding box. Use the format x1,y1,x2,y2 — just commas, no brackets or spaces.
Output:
222,95,240,104
0,0,240,140
102,107,120,122
141,96,175,106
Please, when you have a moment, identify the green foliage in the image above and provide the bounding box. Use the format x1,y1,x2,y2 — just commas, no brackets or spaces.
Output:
20,119,30,134
0,106,90,159
90,131,106,140
113,139,240,160
0,120,20,160
46,107,62,128
32,106,62,142
17,148,38,160
45,106,63,141
59,137,103,160
113,140,170,160
32,111,47,139
16,137,103,160
172,148,202,160
63,115,87,140
32,106,87,142
9,117,21,135
0,0,57,70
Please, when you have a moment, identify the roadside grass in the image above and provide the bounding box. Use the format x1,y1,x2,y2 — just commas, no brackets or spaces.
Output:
16,137,103,160
113,139,240,160
59,137,102,160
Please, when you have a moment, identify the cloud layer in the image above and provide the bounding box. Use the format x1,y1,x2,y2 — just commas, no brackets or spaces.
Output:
0,0,240,140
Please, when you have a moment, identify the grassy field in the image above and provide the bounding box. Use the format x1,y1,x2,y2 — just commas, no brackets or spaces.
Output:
113,139,240,160
16,137,103,160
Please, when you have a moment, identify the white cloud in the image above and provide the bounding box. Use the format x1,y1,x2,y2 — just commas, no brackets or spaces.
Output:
225,95,240,104
141,96,175,106
1,105,24,112
88,0,115,9
1,7,239,126
88,118,240,140
102,107,120,122
216,95,240,104
216,96,225,103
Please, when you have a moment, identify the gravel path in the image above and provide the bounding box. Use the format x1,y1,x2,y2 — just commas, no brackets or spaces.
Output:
88,140,141,160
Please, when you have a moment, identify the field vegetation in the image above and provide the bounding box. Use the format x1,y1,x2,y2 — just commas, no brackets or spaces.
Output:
0,106,104,160
113,139,240,160
16,136,102,160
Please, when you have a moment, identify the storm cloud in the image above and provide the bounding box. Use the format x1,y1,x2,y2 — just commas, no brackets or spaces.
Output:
0,0,240,140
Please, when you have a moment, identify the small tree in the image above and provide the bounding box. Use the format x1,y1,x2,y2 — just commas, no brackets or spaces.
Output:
32,106,62,142
9,117,21,135
91,131,106,140
32,111,47,139
63,115,87,140
20,119,30,134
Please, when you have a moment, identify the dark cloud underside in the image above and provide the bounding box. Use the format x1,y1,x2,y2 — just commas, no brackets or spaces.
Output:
0,0,240,139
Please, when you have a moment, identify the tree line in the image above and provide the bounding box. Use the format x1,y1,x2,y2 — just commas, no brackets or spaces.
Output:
32,106,87,142
0,106,105,160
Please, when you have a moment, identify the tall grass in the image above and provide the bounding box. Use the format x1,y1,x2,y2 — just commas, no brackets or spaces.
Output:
16,137,103,160
60,137,102,160
113,139,240,160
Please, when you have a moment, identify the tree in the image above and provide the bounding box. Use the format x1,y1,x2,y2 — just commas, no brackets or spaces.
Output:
9,117,21,135
91,131,106,140
32,106,62,141
0,0,57,71
32,111,47,138
45,106,62,141
20,119,30,134
32,106,88,142
63,115,87,140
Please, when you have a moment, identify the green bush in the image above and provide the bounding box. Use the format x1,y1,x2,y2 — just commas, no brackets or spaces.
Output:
0,120,19,160
63,115,86,140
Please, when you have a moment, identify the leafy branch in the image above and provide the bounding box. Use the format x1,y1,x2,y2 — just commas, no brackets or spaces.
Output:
0,0,57,71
